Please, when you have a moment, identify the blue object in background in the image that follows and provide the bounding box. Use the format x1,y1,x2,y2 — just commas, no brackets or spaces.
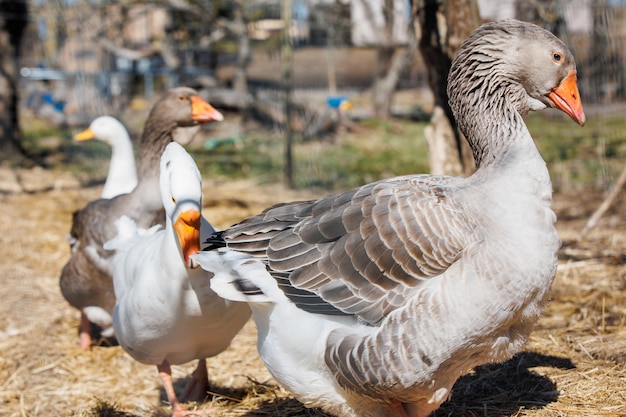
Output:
327,95,348,109
42,92,66,112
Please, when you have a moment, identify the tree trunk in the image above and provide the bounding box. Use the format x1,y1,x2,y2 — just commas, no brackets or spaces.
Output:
373,46,410,118
0,0,31,164
282,0,294,189
577,160,626,241
415,0,478,176
233,0,250,95
590,0,612,103
371,0,416,119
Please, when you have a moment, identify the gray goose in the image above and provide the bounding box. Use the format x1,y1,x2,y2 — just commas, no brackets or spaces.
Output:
74,116,138,199
60,87,223,350
192,20,585,417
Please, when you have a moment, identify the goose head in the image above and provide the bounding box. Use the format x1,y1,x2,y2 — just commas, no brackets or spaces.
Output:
74,116,128,146
160,142,203,269
137,88,223,180
153,87,223,125
146,87,224,146
448,19,586,128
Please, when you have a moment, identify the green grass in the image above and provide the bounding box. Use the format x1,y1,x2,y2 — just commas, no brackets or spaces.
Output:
20,119,71,155
19,114,118,178
526,110,626,190
18,108,626,193
192,111,626,193
192,118,430,191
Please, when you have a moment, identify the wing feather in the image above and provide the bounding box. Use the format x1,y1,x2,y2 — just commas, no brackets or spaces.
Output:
223,175,477,324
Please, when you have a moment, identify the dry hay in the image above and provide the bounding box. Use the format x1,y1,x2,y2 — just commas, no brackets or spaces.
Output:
0,171,624,417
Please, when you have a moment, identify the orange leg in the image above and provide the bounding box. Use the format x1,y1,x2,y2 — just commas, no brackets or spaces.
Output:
157,360,210,417
180,359,209,403
78,312,92,350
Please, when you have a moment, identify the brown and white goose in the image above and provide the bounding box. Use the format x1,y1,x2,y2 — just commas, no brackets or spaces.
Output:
60,87,223,350
74,116,138,199
192,20,585,417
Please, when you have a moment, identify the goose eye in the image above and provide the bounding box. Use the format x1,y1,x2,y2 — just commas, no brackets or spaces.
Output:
171,196,176,204
552,52,562,63
178,95,186,101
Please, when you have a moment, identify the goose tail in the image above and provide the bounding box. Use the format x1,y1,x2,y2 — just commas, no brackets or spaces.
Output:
192,249,282,304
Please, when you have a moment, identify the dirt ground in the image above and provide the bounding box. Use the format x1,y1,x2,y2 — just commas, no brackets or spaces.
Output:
0,168,624,417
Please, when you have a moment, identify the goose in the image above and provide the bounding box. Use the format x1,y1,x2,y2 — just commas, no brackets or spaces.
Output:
192,19,586,417
60,87,224,350
104,142,250,417
74,116,138,199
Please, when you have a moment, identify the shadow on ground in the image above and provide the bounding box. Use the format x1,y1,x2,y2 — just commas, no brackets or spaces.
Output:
238,351,574,417
434,351,575,416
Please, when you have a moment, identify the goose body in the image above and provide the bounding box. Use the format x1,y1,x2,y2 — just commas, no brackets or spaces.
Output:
59,87,224,349
193,20,586,417
75,116,138,199
106,142,250,416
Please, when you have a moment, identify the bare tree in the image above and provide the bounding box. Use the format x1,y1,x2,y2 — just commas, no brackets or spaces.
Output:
231,0,250,94
414,0,479,176
577,161,626,241
282,0,294,189
0,0,31,163
587,0,623,103
356,0,417,119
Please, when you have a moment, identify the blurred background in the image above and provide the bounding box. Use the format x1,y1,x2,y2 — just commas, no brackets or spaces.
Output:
1,0,625,194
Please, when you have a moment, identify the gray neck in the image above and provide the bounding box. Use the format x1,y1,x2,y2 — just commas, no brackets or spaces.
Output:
137,124,175,180
450,70,532,168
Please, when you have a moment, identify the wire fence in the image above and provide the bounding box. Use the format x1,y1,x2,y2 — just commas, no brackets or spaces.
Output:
15,0,626,191
19,1,626,114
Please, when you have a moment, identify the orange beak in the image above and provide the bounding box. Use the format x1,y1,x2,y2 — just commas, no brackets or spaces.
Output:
74,127,96,141
190,96,224,123
174,209,201,268
547,69,586,126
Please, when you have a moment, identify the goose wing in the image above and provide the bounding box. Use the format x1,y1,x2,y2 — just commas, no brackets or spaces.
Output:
223,174,478,324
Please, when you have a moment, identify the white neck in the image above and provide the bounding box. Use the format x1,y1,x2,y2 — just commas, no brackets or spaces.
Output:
101,132,138,199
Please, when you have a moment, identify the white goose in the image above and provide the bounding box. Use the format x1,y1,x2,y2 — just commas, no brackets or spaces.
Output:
60,87,224,350
193,20,586,417
105,142,250,417
74,116,138,199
